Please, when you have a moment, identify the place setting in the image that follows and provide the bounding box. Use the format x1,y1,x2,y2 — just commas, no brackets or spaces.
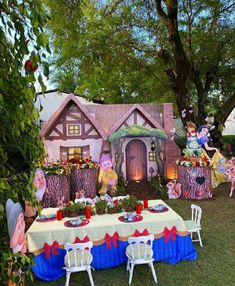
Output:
36,214,57,223
64,217,90,228
118,212,143,223
148,204,169,214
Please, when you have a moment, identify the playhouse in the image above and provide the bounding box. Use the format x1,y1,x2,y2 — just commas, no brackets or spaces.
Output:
40,94,180,181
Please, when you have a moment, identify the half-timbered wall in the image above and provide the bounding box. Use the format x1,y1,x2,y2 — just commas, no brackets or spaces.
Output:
44,138,103,162
45,102,101,141
119,110,155,129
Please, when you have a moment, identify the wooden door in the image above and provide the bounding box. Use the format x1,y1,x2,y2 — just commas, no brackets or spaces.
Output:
126,139,147,181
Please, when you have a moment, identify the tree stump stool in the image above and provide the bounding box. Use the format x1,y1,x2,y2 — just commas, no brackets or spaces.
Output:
44,175,70,207
178,166,212,200
70,169,98,200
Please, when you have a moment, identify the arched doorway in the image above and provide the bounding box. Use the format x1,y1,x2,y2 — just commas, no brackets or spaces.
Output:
126,139,147,181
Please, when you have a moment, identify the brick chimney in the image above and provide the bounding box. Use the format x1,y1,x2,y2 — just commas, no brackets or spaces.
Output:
162,103,181,179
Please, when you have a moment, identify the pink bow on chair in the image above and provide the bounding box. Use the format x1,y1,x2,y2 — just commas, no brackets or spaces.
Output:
104,232,119,249
134,228,149,237
163,226,177,243
43,240,59,259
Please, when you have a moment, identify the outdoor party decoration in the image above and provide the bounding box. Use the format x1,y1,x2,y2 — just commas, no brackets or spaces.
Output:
216,156,235,197
6,199,27,254
177,121,216,200
98,154,118,196
24,59,38,73
34,168,48,202
166,180,182,199
40,160,71,207
70,157,98,200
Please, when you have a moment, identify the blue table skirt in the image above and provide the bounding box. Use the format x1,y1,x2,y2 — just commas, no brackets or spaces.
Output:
33,234,197,282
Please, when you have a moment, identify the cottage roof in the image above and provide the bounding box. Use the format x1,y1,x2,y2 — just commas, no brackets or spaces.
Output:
40,94,107,140
40,94,165,139
86,103,162,135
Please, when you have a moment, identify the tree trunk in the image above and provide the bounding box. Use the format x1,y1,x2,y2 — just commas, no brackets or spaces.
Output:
70,169,98,200
114,138,124,178
44,175,70,207
178,166,212,200
154,139,164,177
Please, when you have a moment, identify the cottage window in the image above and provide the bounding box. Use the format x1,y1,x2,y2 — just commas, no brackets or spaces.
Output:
68,124,80,135
68,147,82,160
149,151,156,161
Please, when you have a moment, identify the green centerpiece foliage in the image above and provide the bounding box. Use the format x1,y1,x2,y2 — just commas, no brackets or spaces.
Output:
95,199,108,215
122,195,138,212
62,202,85,217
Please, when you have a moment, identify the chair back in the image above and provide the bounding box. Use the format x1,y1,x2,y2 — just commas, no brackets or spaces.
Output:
127,234,154,260
191,204,202,227
64,241,93,268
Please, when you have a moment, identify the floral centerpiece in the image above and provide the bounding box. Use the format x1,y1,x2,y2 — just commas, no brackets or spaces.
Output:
39,160,72,176
122,195,138,212
62,202,85,217
69,157,98,170
176,155,210,167
95,198,108,215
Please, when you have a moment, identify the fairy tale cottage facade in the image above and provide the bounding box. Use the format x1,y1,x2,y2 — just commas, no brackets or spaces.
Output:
40,94,180,181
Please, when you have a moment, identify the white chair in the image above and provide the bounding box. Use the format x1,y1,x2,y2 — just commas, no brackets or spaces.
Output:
125,234,157,285
184,204,203,247
63,241,95,286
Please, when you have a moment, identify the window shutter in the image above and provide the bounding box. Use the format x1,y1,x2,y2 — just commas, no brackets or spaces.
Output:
82,145,90,159
60,146,68,161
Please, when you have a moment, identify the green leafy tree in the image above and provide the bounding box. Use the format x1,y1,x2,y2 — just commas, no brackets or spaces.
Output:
45,0,235,145
0,0,50,256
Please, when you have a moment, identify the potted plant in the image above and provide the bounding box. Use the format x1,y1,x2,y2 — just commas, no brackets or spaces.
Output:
122,195,138,212
95,199,107,215
107,202,116,214
62,202,81,217
1,250,34,286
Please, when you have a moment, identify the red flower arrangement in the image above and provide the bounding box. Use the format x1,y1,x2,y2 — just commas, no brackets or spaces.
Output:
68,157,98,170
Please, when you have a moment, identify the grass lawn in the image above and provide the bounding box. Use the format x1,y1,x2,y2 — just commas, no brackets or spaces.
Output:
31,183,235,286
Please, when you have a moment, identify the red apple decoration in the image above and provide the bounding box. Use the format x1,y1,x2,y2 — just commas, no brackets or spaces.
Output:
24,59,38,73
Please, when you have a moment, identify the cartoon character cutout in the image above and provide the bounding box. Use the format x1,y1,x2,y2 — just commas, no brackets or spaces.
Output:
166,180,182,199
34,168,48,202
197,125,218,152
98,154,118,197
6,199,27,254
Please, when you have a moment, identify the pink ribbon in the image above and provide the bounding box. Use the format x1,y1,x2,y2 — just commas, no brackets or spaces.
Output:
73,235,90,244
43,240,59,259
104,232,119,249
163,226,177,243
134,228,149,237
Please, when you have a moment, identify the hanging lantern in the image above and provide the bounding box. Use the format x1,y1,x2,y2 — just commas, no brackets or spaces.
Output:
151,141,155,152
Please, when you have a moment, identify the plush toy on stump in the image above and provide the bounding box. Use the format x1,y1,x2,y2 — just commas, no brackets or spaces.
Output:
98,154,118,197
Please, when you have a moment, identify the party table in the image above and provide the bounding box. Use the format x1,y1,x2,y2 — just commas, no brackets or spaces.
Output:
26,200,197,281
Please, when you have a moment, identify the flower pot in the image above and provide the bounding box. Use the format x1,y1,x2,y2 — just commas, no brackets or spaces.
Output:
107,208,116,214
96,209,106,215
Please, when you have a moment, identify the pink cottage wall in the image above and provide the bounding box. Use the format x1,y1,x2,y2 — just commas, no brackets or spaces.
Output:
43,138,103,162
162,103,181,179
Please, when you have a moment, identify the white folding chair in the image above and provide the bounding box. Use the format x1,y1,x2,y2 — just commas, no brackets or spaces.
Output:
125,234,157,285
184,204,203,247
64,241,95,286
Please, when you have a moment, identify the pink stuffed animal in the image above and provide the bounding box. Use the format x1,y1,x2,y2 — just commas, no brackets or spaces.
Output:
166,180,182,199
